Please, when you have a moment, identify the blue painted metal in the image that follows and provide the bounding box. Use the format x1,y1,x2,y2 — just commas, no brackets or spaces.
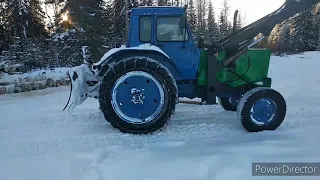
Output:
111,71,165,124
127,6,200,98
250,98,277,126
177,83,196,98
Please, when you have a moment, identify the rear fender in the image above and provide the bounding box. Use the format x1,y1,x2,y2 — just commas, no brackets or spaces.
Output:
93,49,180,79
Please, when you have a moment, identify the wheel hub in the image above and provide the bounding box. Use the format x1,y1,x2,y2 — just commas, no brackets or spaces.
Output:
250,98,277,125
131,88,145,105
111,71,165,124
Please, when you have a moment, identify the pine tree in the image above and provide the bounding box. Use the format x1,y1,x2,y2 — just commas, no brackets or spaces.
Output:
196,0,207,39
53,0,113,62
206,0,219,44
3,37,23,65
236,10,242,30
112,0,126,43
268,23,282,52
0,2,10,53
29,0,48,37
291,9,318,52
219,0,231,39
173,0,180,6
313,3,320,50
130,0,139,8
140,0,154,6
5,0,47,40
158,0,169,6
218,11,225,39
100,0,114,47
278,20,291,53
186,0,197,33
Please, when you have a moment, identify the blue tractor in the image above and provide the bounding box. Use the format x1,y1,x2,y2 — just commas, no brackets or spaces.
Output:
64,0,320,134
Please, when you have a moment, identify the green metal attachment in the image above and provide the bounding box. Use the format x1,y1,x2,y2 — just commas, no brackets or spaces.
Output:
197,49,208,86
198,48,272,88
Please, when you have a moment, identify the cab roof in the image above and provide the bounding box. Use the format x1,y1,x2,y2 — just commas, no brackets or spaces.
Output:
130,6,186,16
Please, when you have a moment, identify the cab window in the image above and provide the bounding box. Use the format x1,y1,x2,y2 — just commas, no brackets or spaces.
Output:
156,16,189,42
139,16,151,42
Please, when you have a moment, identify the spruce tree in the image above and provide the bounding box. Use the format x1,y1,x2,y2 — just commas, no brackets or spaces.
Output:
0,2,10,53
173,0,180,6
236,10,242,30
278,20,291,53
206,0,219,43
196,0,207,39
291,9,318,52
219,0,231,39
53,0,112,63
140,0,153,6
5,0,47,40
186,0,197,33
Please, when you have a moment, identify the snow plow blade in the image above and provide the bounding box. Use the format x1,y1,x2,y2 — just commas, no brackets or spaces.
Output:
62,64,100,111
63,71,73,111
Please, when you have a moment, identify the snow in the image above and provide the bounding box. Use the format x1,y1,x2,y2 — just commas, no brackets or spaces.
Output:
0,67,69,84
0,51,320,180
55,0,68,14
94,43,170,66
53,31,69,41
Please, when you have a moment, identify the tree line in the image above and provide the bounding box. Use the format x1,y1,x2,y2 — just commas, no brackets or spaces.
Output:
261,4,320,54
0,0,319,73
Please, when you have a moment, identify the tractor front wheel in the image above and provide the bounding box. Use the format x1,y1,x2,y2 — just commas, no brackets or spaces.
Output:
237,87,286,132
98,56,177,134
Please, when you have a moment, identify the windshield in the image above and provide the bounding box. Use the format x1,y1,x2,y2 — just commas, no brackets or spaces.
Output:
156,16,188,41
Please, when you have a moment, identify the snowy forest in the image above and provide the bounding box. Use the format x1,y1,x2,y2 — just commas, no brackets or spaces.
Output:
1,0,320,73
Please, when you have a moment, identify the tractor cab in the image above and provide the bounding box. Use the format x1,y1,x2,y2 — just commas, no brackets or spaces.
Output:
127,6,200,79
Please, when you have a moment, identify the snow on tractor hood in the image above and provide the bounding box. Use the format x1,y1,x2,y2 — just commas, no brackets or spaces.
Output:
93,43,169,66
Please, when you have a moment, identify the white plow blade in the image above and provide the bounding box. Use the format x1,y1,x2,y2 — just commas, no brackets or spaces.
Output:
63,64,99,111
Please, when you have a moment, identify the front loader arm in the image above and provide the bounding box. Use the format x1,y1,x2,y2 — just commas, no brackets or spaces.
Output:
219,0,320,51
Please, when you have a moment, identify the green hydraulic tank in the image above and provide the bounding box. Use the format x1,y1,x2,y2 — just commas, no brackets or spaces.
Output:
197,48,272,87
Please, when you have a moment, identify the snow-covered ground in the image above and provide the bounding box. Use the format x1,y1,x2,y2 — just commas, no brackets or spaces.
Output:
0,52,320,180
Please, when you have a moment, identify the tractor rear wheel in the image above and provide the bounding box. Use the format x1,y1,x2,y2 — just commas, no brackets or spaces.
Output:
98,56,177,134
237,87,286,132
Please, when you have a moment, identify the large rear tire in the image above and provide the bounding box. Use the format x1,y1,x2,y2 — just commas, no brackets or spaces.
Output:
237,87,287,132
98,56,178,134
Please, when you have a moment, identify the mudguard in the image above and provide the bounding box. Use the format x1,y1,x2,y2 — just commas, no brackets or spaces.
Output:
93,44,180,78
94,44,169,67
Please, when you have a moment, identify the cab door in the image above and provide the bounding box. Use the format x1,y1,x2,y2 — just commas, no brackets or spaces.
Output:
153,15,197,80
